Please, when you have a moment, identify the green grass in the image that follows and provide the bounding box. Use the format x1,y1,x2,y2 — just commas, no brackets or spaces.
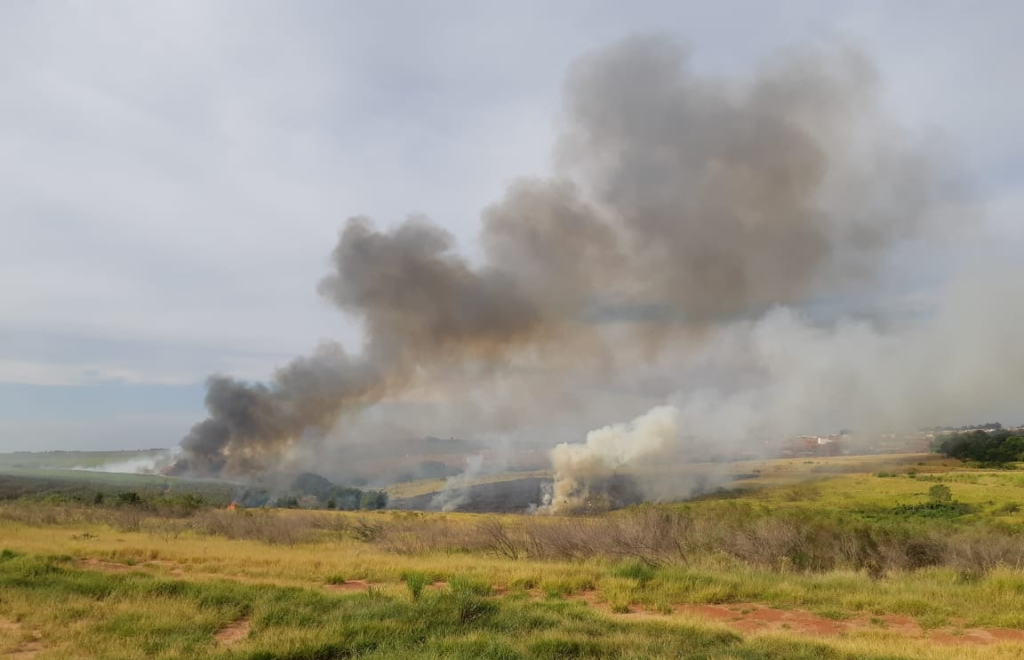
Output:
0,553,931,660
610,560,657,584
0,466,236,504
0,450,167,470
702,464,1024,525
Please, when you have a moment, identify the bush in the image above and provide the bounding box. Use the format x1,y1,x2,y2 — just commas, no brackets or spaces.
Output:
359,490,389,510
890,502,973,519
116,491,143,506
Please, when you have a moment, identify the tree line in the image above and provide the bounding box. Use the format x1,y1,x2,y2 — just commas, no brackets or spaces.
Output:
933,429,1024,465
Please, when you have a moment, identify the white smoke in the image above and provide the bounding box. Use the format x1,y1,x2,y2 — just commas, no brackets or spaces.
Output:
548,405,679,512
547,261,1024,512
430,454,486,512
75,449,178,475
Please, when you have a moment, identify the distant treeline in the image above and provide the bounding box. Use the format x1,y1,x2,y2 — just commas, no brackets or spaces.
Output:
933,429,1024,465
0,469,389,511
923,422,1004,432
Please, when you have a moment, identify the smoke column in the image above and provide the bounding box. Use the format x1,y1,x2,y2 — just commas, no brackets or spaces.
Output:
548,406,680,511
171,35,949,479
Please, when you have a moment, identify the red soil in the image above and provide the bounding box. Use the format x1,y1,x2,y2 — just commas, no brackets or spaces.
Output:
0,619,43,659
324,580,374,592
213,618,250,646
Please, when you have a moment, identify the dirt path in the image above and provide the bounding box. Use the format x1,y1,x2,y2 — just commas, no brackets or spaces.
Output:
213,618,250,647
568,594,1024,646
324,580,376,592
76,558,300,587
0,620,43,660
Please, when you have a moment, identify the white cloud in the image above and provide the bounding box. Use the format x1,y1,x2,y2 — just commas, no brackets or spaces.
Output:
0,360,195,387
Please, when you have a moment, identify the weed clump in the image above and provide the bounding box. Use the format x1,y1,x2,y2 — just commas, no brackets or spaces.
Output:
401,570,429,600
611,560,657,584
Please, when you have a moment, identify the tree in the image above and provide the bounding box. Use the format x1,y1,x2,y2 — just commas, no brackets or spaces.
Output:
116,491,142,506
928,484,952,505
359,490,389,510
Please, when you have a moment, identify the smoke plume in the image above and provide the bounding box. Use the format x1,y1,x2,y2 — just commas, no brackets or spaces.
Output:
171,35,972,482
548,406,680,511
548,263,1024,512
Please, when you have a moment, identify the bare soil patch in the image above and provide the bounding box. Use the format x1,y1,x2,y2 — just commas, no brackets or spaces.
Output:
324,580,373,592
0,619,43,660
632,602,1024,646
561,595,1024,646
213,618,250,647
79,558,137,572
76,557,285,586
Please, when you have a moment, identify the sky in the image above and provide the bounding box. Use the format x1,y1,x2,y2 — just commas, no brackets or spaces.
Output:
1,1,1022,452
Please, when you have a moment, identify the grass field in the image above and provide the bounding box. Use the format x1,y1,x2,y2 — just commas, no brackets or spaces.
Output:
3,452,1024,658
0,450,237,506
0,450,168,470
0,467,236,506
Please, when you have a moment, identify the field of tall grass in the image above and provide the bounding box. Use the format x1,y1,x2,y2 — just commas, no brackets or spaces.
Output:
3,454,1024,658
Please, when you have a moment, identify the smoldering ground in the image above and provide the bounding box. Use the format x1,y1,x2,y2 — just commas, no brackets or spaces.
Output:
169,34,1021,510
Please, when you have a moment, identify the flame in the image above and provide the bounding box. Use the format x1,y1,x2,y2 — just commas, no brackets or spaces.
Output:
226,501,239,511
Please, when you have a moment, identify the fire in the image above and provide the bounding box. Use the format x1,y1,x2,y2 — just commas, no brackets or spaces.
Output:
226,501,239,511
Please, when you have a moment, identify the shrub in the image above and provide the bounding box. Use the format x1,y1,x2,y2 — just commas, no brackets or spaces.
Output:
359,490,389,510
116,491,143,506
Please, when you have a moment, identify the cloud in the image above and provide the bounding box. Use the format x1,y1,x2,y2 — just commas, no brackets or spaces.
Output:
0,360,195,387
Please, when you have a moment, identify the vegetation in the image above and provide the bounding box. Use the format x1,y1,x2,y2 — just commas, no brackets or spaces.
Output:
0,550,945,660
0,449,167,471
0,462,387,512
0,466,236,505
934,429,1024,466
4,453,1024,658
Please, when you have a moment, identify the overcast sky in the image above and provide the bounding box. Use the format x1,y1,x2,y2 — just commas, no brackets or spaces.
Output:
1,1,1022,451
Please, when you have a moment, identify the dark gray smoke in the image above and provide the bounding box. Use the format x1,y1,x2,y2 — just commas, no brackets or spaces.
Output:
170,35,936,478
319,217,545,366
